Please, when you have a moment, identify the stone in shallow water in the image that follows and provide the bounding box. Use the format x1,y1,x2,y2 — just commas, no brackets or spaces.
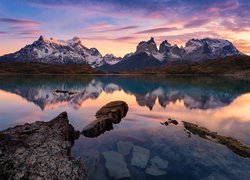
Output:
131,146,150,168
82,101,128,137
200,172,230,180
145,166,167,176
102,151,131,179
145,156,168,176
150,156,168,169
117,141,134,155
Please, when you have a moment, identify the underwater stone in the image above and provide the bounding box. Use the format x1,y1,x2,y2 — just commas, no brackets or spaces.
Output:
102,151,131,179
131,146,150,168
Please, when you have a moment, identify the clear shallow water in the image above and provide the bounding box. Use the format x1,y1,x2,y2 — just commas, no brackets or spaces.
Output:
0,75,250,179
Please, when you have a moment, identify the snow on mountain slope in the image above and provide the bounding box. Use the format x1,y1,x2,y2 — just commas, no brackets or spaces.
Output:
2,36,104,67
0,35,242,71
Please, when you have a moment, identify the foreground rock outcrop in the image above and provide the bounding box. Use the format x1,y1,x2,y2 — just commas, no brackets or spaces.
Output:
0,112,87,179
82,101,128,137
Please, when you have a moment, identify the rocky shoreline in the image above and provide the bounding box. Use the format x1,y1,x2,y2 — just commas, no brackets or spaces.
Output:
0,112,87,179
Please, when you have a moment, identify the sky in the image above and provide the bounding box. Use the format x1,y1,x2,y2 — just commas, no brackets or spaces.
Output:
0,0,250,57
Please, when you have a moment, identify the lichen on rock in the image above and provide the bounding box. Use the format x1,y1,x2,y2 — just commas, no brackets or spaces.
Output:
0,112,87,179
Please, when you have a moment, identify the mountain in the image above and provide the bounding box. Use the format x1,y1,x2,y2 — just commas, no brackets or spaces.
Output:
100,37,242,71
0,35,243,72
100,38,164,71
183,38,241,62
102,54,122,65
127,55,250,76
0,36,120,68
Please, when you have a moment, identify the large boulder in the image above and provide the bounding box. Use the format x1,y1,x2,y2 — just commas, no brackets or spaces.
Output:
82,101,128,137
0,112,86,179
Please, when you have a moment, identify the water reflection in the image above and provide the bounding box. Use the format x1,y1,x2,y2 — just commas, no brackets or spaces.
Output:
0,75,250,111
1,75,250,179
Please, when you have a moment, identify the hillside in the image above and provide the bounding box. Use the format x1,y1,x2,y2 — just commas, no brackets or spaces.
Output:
126,55,250,76
0,61,103,74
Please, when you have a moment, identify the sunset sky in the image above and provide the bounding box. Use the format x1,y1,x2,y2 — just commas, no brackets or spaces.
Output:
0,0,250,57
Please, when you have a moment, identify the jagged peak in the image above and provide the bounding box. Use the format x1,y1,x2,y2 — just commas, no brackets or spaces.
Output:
67,36,82,46
160,40,171,47
147,37,155,44
38,35,45,42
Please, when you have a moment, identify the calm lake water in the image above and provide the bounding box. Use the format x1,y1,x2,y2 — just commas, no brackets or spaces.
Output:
0,75,250,180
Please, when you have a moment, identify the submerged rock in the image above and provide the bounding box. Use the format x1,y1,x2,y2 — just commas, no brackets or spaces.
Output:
102,151,131,179
0,112,86,179
131,146,150,168
146,167,167,176
183,121,250,158
145,156,168,176
82,101,128,137
117,141,134,155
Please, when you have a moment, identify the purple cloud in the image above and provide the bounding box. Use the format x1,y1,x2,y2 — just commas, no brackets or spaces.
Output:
0,31,7,34
184,19,211,28
0,18,41,25
135,27,178,34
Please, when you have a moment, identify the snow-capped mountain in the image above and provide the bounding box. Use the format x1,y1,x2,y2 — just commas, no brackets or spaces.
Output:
103,37,241,71
132,37,241,63
0,35,242,71
0,36,120,68
103,54,122,65
183,38,241,62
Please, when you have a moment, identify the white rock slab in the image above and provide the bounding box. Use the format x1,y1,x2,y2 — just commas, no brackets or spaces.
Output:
102,151,130,179
131,146,150,168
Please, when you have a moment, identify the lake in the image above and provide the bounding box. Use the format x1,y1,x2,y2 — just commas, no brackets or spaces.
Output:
0,75,250,180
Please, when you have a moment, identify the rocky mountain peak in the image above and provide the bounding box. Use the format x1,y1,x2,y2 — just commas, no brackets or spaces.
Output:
148,37,155,44
38,35,45,42
136,37,158,55
67,36,82,46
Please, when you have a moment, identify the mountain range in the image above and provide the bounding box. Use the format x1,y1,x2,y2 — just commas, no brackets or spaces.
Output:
0,35,243,72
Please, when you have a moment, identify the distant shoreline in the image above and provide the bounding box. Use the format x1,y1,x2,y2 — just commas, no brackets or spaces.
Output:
0,55,250,77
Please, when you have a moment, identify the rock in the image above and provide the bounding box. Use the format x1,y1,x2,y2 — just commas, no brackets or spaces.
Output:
145,167,167,176
200,172,230,180
145,156,168,176
95,101,129,123
82,101,128,137
150,156,168,169
0,112,87,179
168,118,178,125
160,122,169,126
91,163,107,180
183,121,250,158
131,146,150,168
117,141,134,155
102,151,130,179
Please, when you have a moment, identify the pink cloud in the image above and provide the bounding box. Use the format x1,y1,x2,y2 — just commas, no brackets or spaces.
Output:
135,27,178,34
0,18,41,25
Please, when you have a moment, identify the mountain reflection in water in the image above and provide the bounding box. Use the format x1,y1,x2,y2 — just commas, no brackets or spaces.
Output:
0,75,250,111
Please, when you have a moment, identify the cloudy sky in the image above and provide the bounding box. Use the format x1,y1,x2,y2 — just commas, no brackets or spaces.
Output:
0,0,249,56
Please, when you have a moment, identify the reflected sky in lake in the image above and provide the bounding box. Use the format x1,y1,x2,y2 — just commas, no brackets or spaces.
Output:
0,75,250,179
